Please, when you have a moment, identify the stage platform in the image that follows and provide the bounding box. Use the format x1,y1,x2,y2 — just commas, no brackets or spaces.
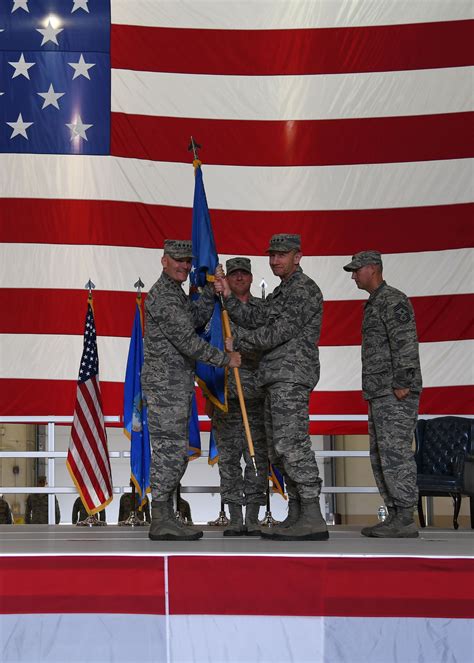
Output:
1,523,474,557
1,525,473,663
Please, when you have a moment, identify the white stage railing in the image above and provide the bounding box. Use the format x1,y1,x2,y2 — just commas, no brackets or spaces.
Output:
0,416,435,524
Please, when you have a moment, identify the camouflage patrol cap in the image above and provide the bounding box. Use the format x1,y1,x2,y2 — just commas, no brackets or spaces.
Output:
163,239,194,260
343,250,383,272
266,233,301,252
226,257,252,275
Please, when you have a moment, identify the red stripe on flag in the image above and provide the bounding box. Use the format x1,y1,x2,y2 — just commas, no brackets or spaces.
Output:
0,556,166,615
2,291,472,345
70,420,107,507
169,556,474,618
111,20,474,75
76,381,112,494
321,294,474,346
0,380,472,422
2,200,472,254
66,453,94,511
111,112,474,166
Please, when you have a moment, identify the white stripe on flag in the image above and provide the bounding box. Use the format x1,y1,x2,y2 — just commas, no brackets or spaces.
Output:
112,66,473,120
2,334,472,389
0,155,471,211
111,0,473,29
1,244,471,300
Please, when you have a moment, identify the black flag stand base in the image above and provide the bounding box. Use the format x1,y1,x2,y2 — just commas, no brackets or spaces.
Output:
259,483,281,528
118,510,147,527
76,514,107,527
207,500,229,526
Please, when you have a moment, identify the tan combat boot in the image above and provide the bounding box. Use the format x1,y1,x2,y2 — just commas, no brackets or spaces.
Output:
361,505,397,537
370,507,419,538
149,501,203,541
244,503,261,537
223,504,245,536
261,498,300,539
270,499,329,541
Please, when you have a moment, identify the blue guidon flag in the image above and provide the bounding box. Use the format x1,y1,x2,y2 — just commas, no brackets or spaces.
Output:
0,0,110,155
189,161,227,412
123,297,151,505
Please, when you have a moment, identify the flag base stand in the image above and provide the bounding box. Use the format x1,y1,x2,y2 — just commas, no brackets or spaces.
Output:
118,511,147,527
175,512,187,525
207,509,229,526
259,510,280,528
76,515,107,527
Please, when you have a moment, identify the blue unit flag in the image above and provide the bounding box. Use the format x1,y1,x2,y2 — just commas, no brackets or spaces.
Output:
189,162,227,411
123,298,151,504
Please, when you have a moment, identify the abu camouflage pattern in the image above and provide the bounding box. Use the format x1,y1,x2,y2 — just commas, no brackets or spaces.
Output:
143,272,230,502
213,399,268,506
146,383,194,501
213,295,267,506
226,265,324,502
227,266,323,389
361,281,422,400
143,273,230,392
368,392,420,508
264,382,322,502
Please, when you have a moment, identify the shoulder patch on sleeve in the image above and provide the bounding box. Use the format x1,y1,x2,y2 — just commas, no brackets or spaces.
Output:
393,301,411,323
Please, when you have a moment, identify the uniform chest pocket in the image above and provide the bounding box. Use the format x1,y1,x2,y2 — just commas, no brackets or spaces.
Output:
363,310,382,333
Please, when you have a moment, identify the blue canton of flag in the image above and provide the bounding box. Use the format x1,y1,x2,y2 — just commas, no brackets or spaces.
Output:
190,162,227,411
0,0,110,154
123,298,151,505
78,301,99,381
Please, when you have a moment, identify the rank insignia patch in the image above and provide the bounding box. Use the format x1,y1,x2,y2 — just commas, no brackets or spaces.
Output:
394,302,411,323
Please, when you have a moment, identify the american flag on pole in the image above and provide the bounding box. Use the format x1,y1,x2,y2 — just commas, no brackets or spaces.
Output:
66,295,113,515
0,1,473,432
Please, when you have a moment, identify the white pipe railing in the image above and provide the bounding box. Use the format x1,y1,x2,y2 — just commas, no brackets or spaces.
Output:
0,416,405,523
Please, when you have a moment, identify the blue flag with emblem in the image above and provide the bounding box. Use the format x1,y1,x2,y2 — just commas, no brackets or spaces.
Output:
123,298,151,505
190,162,227,411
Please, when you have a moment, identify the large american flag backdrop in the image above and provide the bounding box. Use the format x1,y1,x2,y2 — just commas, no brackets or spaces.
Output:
1,0,472,433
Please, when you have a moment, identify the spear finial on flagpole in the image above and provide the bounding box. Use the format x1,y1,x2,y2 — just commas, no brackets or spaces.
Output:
134,277,144,298
188,136,202,169
85,279,95,293
259,279,268,301
85,279,95,303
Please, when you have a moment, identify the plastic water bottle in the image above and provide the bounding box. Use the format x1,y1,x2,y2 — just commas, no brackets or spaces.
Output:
377,505,388,522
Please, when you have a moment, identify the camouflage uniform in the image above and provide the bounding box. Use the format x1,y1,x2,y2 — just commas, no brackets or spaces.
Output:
212,294,268,507
227,264,323,503
143,245,231,503
0,497,13,524
361,280,422,508
24,494,60,524
344,250,423,514
118,493,151,523
72,497,106,523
